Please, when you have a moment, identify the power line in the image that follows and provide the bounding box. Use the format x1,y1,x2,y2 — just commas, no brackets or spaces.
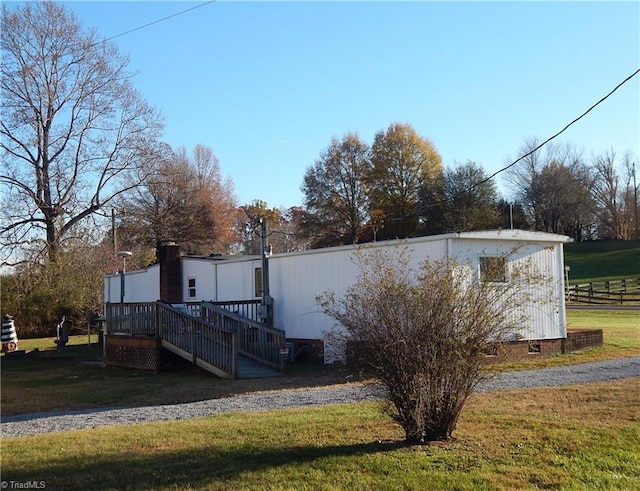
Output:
96,0,637,243
103,1,217,43
247,69,633,245
275,67,640,241
476,67,640,187
91,1,638,213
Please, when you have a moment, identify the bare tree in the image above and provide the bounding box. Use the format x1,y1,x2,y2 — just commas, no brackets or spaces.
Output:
279,206,312,252
320,245,551,443
0,2,163,265
591,149,637,240
504,140,595,240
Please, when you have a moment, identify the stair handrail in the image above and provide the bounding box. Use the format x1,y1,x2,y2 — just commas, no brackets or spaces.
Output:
156,301,237,377
201,301,285,371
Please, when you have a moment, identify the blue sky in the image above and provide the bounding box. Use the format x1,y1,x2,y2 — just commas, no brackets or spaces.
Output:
48,1,640,208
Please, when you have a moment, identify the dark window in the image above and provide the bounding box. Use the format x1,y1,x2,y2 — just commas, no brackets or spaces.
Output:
254,267,262,298
479,256,507,283
188,277,196,298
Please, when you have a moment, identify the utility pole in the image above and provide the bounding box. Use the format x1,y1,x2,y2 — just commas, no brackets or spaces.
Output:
112,208,117,254
633,162,638,240
509,203,514,230
117,250,132,303
259,218,273,327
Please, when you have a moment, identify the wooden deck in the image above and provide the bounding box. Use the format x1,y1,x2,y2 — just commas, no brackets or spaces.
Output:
105,301,286,379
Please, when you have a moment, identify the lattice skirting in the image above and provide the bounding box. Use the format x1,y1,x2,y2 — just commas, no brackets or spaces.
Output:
105,335,161,372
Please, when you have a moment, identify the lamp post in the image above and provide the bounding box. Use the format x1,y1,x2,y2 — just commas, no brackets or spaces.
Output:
117,250,132,303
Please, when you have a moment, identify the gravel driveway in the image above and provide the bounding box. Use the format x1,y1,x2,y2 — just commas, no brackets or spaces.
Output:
2,356,639,438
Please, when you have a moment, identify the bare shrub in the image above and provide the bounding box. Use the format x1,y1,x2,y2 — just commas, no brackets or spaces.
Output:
320,245,549,443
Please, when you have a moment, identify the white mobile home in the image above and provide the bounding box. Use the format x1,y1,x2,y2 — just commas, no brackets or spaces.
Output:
104,230,570,363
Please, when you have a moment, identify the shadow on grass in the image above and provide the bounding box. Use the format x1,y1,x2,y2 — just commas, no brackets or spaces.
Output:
1,347,363,417
3,439,410,490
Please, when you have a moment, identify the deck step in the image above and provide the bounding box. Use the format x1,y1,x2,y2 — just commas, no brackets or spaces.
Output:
161,339,282,379
236,355,283,379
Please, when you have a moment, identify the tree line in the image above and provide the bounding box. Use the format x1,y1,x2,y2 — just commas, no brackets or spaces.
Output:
299,128,638,248
1,2,637,333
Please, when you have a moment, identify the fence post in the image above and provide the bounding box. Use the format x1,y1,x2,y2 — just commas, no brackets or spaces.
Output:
105,303,111,335
231,332,237,378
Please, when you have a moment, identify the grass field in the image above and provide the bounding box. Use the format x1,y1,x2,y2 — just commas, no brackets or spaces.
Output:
2,378,639,490
495,309,640,371
564,240,640,283
2,309,638,417
0,336,356,417
2,309,639,490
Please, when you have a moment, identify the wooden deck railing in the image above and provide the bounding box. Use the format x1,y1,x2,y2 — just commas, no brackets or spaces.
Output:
202,302,285,370
105,302,157,336
156,302,236,377
211,299,262,323
104,300,284,376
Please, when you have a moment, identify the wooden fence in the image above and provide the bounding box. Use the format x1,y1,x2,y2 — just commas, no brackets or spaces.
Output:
566,278,640,305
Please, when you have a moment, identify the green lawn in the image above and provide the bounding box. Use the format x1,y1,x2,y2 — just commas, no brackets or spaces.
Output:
564,240,640,283
494,309,639,371
2,378,639,490
566,309,640,349
2,310,639,489
2,310,638,416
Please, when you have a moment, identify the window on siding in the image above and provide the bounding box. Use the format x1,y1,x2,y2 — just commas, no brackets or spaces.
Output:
254,267,262,298
479,256,507,283
188,277,196,298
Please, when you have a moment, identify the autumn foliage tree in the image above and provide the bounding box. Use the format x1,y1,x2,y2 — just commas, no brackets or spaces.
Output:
236,200,283,255
236,202,310,254
302,134,371,246
369,123,443,240
0,238,120,335
321,245,548,443
440,161,501,232
117,144,238,255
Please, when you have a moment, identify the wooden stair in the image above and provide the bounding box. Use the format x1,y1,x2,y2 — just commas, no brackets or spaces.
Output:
237,354,283,378
105,301,285,379
160,338,283,379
